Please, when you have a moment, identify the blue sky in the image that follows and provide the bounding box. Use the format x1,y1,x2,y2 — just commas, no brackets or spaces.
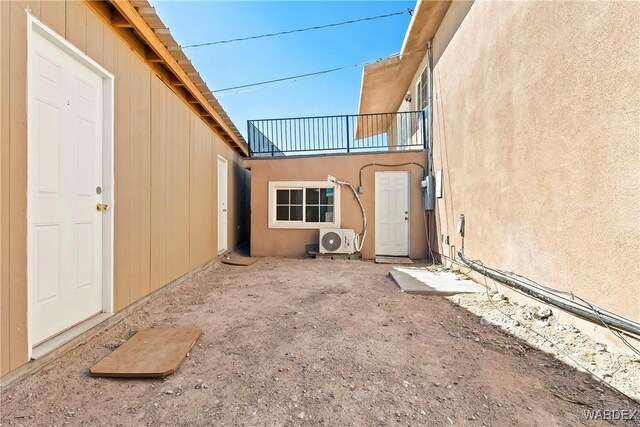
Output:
151,1,413,136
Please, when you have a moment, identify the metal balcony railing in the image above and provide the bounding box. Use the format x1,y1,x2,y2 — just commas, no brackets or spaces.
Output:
248,110,427,157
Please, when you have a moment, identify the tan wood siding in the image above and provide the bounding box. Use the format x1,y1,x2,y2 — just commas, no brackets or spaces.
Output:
189,114,215,268
0,0,11,376
40,1,65,37
0,0,249,377
150,76,190,291
5,0,43,374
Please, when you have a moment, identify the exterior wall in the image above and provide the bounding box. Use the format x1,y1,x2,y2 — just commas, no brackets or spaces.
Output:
246,151,428,259
0,0,249,377
423,1,639,322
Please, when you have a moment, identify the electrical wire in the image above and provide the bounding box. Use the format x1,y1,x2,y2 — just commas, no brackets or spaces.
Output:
213,47,428,95
214,64,359,93
471,266,640,405
214,72,324,97
458,252,640,347
425,246,640,356
494,267,640,356
422,32,639,400
332,177,367,252
182,9,412,48
357,162,425,191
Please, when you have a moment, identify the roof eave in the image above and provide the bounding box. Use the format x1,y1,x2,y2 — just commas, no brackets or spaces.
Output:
358,0,452,115
105,0,248,155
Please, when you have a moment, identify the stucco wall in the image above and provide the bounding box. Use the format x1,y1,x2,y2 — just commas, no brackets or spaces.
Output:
246,151,428,259
0,0,249,377
427,1,639,321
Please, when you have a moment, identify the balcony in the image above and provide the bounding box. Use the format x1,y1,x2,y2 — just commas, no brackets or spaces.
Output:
248,111,427,157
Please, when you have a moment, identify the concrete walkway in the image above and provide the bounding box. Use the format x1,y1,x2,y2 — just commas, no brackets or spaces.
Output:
390,267,486,295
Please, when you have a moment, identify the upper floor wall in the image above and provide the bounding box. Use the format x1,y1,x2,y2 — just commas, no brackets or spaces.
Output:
428,0,640,322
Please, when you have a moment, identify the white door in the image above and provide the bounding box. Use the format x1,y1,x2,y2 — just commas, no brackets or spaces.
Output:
217,156,228,253
28,30,104,345
375,171,410,256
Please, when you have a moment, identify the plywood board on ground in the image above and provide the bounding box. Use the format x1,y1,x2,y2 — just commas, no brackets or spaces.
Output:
90,327,202,378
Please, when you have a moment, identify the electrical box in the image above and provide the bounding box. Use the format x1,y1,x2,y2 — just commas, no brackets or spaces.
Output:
423,175,435,211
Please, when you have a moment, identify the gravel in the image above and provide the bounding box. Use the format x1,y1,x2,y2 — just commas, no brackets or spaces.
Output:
448,289,640,401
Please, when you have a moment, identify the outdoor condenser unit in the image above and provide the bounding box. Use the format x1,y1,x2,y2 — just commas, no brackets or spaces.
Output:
319,229,356,255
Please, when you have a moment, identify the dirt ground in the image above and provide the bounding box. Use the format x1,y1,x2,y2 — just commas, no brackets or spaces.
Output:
1,258,638,426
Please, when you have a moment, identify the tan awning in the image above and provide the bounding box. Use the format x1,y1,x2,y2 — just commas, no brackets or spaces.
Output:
356,0,452,125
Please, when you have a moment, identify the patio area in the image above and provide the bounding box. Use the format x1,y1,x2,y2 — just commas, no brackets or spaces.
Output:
0,258,637,426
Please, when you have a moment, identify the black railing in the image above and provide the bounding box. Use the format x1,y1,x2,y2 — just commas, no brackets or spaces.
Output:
248,110,427,157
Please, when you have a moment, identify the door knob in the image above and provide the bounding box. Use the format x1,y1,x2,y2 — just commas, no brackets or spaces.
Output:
96,203,110,211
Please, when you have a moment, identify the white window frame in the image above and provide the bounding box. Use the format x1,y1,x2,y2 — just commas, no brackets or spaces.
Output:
268,181,341,229
415,64,429,111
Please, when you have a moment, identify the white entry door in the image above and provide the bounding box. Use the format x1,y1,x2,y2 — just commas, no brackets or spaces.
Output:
217,156,228,253
375,171,410,256
28,30,105,345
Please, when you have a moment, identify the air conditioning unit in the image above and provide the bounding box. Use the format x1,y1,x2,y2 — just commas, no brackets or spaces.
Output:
319,229,356,254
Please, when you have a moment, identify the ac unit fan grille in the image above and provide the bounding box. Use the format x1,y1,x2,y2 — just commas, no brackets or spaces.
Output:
322,231,342,251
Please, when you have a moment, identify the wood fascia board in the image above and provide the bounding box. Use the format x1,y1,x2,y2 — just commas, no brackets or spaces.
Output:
109,0,247,155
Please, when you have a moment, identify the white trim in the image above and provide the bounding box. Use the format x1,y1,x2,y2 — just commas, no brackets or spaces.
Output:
217,155,228,254
26,14,115,358
268,181,341,229
374,171,410,256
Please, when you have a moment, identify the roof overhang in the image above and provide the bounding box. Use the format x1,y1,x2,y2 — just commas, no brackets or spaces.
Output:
87,0,248,155
357,0,451,116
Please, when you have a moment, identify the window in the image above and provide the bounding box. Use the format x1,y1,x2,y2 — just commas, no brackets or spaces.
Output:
269,181,340,229
415,66,429,112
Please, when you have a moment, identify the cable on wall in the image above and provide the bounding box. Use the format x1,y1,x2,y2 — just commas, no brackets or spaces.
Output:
182,9,413,48
357,162,426,193
457,251,640,347
328,175,367,252
472,266,640,405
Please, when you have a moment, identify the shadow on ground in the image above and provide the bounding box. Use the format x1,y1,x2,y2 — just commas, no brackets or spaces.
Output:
1,258,638,426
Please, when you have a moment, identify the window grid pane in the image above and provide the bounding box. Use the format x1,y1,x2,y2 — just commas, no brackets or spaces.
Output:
275,186,335,224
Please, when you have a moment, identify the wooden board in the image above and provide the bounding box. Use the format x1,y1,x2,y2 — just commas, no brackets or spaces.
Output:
221,256,258,266
307,251,362,261
90,327,202,378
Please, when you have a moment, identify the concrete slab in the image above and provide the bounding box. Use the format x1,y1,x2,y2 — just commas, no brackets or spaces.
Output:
389,267,486,296
375,256,413,264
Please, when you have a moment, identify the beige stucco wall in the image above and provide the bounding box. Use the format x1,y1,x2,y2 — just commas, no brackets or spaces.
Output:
424,1,639,322
246,151,429,259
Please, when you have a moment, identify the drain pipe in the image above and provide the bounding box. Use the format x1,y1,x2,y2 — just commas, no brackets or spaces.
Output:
427,41,434,178
458,251,640,340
